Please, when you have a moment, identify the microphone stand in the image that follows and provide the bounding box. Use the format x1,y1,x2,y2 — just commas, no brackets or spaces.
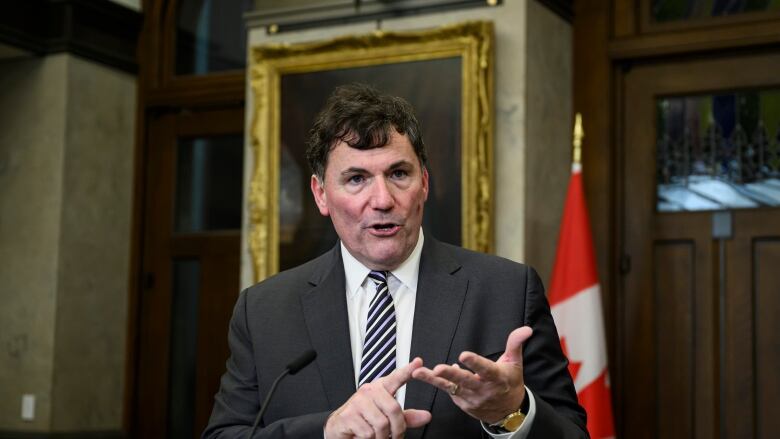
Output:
247,349,317,438
248,369,290,438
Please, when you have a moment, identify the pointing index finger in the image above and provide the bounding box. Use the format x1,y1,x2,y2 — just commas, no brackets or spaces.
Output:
380,357,423,394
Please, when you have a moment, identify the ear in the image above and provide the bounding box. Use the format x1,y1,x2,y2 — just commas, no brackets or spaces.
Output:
310,174,330,216
421,167,430,202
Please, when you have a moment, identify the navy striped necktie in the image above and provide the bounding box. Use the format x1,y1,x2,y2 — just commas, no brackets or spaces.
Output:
358,271,397,386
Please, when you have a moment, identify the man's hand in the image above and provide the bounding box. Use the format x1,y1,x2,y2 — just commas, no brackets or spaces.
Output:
325,357,432,438
411,327,533,424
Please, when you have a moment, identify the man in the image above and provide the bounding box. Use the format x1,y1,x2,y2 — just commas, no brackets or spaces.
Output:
203,84,587,438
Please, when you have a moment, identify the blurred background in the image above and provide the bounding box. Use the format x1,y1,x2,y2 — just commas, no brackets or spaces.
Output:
0,0,778,438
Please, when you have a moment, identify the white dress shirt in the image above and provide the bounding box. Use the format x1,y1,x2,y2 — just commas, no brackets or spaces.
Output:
340,230,536,438
342,230,423,406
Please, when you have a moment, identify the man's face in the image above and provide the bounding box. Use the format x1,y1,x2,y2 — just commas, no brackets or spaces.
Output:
311,130,429,270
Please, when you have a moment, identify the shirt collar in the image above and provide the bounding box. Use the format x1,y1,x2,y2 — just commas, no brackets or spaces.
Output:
341,229,425,298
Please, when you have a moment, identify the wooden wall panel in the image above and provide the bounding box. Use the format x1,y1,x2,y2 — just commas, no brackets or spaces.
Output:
574,0,614,362
653,241,694,439
612,0,637,37
754,239,780,439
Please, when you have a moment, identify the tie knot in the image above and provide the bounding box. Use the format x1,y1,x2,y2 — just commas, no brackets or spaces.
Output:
367,270,387,285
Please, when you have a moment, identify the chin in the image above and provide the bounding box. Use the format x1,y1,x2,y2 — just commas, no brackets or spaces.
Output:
368,254,401,269
370,249,409,269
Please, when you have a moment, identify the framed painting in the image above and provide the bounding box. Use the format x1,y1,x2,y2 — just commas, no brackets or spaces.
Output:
249,21,494,281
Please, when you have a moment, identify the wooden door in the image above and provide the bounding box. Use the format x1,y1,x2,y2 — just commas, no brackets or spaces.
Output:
134,107,244,438
620,52,780,439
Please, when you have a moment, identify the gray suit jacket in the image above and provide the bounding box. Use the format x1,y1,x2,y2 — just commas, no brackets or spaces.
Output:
203,238,588,438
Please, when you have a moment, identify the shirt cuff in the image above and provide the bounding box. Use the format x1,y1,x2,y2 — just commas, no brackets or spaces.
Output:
481,386,537,439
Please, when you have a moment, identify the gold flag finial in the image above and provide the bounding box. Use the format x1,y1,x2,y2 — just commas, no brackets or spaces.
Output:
573,112,584,165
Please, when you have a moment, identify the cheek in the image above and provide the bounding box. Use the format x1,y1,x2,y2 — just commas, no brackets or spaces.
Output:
415,190,427,209
330,198,363,224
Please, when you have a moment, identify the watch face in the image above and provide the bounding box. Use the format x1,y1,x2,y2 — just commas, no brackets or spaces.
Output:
503,412,526,431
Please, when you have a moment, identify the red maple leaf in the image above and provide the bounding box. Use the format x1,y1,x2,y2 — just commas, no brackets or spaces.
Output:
560,337,582,381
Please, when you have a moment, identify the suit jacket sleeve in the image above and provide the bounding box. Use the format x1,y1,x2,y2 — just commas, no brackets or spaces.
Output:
521,267,590,439
202,289,329,439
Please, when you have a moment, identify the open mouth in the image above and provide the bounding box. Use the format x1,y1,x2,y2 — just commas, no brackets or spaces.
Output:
367,223,401,235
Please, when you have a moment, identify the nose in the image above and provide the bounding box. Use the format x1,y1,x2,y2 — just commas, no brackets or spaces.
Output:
369,177,394,211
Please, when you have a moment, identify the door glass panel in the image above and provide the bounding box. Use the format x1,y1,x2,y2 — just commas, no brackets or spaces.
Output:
175,135,244,232
168,259,200,439
652,0,780,23
175,0,254,75
656,89,780,212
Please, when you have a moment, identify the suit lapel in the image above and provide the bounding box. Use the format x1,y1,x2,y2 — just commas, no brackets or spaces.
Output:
300,245,356,410
404,239,468,439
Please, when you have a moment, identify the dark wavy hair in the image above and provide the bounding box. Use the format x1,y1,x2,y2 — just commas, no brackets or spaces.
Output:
306,83,428,180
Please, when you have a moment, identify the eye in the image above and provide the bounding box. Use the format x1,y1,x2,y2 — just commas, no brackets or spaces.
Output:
347,174,365,185
390,169,408,179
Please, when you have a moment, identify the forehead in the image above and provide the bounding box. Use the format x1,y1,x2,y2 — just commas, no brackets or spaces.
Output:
325,132,418,173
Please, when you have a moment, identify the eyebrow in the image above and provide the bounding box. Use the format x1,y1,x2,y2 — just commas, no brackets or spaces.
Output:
339,160,413,177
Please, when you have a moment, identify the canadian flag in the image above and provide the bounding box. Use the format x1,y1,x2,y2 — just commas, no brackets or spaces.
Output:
549,162,615,439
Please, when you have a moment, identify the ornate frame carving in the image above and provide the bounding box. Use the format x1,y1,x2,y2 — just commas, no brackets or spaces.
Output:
248,21,494,282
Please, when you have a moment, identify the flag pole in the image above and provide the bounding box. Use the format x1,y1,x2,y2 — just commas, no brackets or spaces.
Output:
573,113,584,167
552,111,615,439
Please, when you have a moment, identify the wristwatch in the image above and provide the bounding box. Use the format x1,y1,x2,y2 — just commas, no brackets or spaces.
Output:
488,393,530,433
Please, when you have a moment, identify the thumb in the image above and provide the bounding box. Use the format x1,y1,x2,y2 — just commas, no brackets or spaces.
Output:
501,326,533,364
403,409,432,428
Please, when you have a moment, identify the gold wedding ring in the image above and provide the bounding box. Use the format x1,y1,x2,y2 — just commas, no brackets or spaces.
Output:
448,382,459,396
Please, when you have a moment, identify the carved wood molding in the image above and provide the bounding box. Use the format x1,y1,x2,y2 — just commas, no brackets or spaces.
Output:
246,0,572,32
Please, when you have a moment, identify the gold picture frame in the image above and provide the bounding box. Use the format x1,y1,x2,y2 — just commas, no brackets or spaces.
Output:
249,20,494,282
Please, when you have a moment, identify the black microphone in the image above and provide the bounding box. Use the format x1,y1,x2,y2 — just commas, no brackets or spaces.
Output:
248,350,317,438
286,349,316,375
